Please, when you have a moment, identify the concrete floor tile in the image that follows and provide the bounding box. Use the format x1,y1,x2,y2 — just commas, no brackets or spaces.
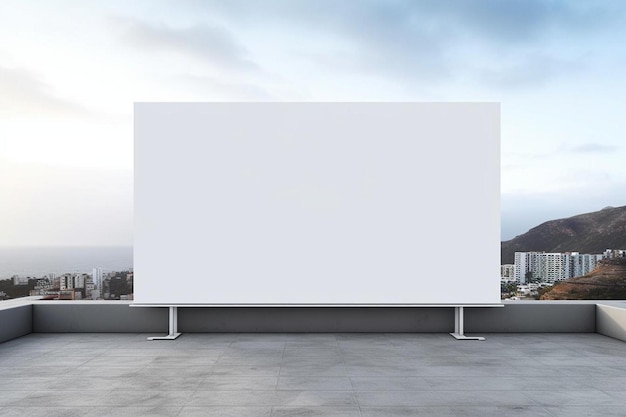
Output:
345,364,423,376
178,406,272,417
198,376,279,391
150,355,218,366
82,356,155,367
68,366,142,377
451,406,553,417
361,407,457,417
350,376,431,391
211,365,282,376
0,377,59,391
601,390,626,405
271,406,361,417
18,356,93,367
277,376,353,391
136,366,211,378
0,391,35,407
188,391,277,406
274,391,358,407
215,357,284,367
584,376,626,390
0,407,90,417
544,406,626,417
551,365,626,377
51,376,131,391
2,333,626,415
155,376,206,391
283,347,342,356
523,390,618,407
111,390,194,407
423,376,587,391
20,391,107,407
84,407,182,416
432,391,535,408
279,364,349,376
1,367,64,377
356,391,442,407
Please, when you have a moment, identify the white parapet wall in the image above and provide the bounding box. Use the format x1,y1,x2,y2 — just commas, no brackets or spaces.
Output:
596,302,626,342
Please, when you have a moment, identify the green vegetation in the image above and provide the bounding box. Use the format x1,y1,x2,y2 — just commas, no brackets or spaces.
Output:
501,282,517,299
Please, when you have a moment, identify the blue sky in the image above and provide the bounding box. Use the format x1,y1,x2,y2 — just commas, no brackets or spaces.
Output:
0,0,625,246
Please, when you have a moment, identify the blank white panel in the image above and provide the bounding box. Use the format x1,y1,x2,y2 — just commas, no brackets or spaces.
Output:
134,103,500,305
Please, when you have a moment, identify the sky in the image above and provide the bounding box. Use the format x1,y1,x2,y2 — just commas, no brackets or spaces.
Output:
0,0,625,246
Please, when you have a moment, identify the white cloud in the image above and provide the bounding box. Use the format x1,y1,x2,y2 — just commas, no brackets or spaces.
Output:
0,66,88,116
112,16,260,72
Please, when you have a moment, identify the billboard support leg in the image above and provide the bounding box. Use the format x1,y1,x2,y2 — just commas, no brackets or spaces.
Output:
148,306,182,340
450,306,485,341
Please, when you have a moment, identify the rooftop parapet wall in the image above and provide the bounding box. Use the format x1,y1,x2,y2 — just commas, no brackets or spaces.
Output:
596,302,626,342
0,302,31,343
3,300,626,343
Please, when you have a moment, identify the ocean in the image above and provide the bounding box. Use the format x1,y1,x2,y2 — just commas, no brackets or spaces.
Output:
0,246,133,279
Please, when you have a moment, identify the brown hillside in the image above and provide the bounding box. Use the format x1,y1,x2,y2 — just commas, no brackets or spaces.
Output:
540,258,626,300
501,206,626,264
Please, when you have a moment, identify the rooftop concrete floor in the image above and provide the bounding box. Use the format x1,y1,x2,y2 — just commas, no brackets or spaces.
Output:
1,333,626,417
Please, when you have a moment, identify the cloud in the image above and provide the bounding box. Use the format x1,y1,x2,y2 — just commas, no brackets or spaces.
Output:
477,53,577,89
178,0,619,88
414,0,609,43
113,16,259,73
0,66,88,116
91,0,624,94
177,74,275,100
568,143,618,153
509,141,619,163
194,0,607,41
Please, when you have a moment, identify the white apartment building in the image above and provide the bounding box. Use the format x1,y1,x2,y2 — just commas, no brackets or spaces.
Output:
538,253,569,282
59,275,72,290
570,253,603,278
92,268,103,290
514,252,542,284
59,274,86,290
514,251,605,284
604,249,626,258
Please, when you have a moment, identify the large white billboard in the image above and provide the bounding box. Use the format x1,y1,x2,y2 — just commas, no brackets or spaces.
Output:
134,103,500,305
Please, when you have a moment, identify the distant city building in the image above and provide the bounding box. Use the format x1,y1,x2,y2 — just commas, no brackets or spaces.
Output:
513,250,608,284
59,274,86,290
514,252,542,284
570,253,603,279
538,253,569,282
500,264,515,280
604,249,626,258
92,268,103,289
35,278,50,289
85,276,95,299
12,275,29,286
59,275,72,290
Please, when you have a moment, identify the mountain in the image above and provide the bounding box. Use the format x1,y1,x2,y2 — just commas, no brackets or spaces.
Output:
540,257,626,300
501,205,626,264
